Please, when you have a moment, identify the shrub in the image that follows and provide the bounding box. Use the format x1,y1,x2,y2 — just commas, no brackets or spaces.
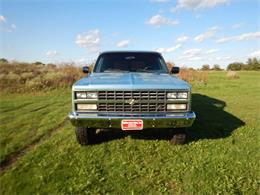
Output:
227,62,244,71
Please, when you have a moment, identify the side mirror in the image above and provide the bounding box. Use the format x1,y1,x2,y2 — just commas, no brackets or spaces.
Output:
82,66,89,73
171,67,180,74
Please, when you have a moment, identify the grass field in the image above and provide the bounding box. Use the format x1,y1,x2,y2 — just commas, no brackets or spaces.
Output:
0,71,259,194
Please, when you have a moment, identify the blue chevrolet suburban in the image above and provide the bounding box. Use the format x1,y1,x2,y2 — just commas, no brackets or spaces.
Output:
69,51,196,145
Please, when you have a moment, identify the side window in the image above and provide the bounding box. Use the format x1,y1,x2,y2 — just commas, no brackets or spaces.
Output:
95,58,103,72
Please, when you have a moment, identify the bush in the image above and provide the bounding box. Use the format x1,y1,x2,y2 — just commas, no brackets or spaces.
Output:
227,62,244,71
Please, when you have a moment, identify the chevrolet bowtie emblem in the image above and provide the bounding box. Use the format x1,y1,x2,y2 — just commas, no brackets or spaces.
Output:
126,99,137,105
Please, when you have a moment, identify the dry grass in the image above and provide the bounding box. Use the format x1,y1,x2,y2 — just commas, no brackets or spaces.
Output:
166,63,208,85
226,71,239,79
178,68,208,85
0,62,84,92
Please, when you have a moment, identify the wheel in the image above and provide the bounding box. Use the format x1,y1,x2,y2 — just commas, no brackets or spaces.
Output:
75,127,96,145
170,128,187,145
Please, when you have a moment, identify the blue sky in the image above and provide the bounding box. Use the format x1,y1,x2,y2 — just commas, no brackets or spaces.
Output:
0,0,259,68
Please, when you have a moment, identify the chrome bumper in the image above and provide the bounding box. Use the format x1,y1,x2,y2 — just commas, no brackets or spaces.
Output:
68,112,196,129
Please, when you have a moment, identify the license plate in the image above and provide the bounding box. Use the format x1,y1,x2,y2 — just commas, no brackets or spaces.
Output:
121,119,143,131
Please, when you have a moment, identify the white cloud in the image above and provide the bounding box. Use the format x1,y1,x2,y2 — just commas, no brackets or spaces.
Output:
248,50,260,58
177,48,203,61
0,15,17,32
46,50,59,57
189,56,203,61
77,58,87,63
194,26,219,42
236,32,260,41
183,48,202,56
75,29,100,53
216,37,233,43
178,48,220,61
75,58,90,66
178,48,221,61
116,40,130,48
146,14,179,27
216,56,232,61
217,31,260,43
231,22,244,29
171,0,228,11
0,15,6,23
206,48,219,54
176,35,189,43
156,44,182,53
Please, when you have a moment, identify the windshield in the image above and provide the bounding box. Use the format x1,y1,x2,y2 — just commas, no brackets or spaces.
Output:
93,52,169,73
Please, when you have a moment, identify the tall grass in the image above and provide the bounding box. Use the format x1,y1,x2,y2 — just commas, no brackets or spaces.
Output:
166,63,208,86
0,62,84,92
178,69,208,86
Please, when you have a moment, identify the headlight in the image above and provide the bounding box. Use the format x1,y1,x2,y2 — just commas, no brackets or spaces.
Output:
76,92,87,99
76,92,98,100
77,104,97,110
167,104,187,110
167,92,188,99
167,92,177,99
177,92,188,99
86,92,98,99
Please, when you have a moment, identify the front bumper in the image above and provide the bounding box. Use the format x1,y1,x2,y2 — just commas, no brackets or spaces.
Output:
68,112,196,129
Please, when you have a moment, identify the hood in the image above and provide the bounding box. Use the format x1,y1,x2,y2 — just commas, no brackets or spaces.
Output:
72,73,190,91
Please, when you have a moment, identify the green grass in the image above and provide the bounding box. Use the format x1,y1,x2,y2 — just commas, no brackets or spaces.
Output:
0,90,70,162
0,71,259,194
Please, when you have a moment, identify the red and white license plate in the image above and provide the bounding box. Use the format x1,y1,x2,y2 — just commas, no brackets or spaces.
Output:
121,119,143,131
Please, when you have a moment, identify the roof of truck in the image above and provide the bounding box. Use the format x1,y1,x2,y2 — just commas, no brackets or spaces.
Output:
99,51,161,55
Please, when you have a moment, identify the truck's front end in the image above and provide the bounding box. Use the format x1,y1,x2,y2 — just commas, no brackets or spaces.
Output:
69,51,196,145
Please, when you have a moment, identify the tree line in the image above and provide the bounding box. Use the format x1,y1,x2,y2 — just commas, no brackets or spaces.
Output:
1,57,259,72
201,57,260,71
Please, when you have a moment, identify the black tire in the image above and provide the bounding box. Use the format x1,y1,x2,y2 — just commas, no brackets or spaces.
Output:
75,127,96,145
170,128,187,145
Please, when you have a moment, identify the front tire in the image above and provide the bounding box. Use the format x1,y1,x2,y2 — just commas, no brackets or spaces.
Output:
170,128,187,145
75,127,96,145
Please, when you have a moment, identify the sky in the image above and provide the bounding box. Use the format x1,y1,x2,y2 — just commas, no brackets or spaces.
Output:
0,0,259,68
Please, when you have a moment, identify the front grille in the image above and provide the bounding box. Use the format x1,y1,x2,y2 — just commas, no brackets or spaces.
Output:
98,102,166,112
98,91,166,101
97,91,167,113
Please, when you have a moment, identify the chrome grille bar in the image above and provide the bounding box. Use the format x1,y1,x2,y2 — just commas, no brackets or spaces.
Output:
98,91,167,112
98,102,166,112
98,91,166,101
